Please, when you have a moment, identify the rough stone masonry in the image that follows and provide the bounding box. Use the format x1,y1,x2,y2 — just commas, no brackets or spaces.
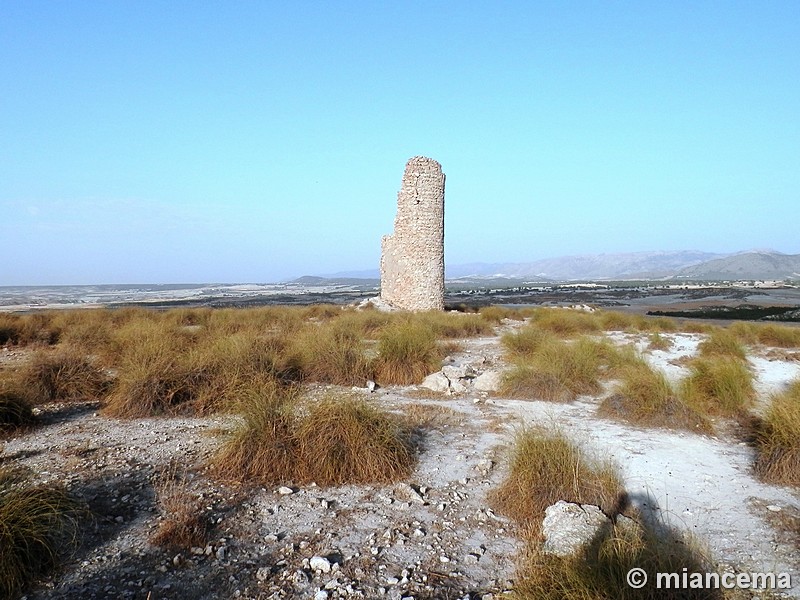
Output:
380,156,445,311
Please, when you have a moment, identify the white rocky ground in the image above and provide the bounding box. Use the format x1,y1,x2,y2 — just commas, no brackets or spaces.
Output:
2,322,800,599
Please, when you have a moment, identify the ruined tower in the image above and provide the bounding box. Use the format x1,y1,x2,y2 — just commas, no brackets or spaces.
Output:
380,156,445,311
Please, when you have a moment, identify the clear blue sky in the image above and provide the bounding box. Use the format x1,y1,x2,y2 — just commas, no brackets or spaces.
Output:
2,1,798,284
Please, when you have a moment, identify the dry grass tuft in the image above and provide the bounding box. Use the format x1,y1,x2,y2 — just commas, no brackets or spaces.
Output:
295,394,416,485
646,332,673,352
213,389,415,486
492,428,625,534
680,356,755,417
212,381,301,483
514,517,720,600
753,380,800,486
530,308,601,337
599,359,709,432
0,383,36,432
500,337,604,402
501,327,558,359
374,320,441,385
0,312,60,347
150,466,211,550
479,305,525,323
0,467,84,598
697,327,747,360
289,320,373,386
21,348,109,404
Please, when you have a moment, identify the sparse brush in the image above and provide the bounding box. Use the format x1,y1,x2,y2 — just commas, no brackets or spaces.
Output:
596,311,637,331
680,356,755,416
754,324,800,348
530,308,601,337
21,348,109,404
213,390,415,486
0,466,84,599
500,337,603,401
697,327,747,360
212,381,301,483
0,312,60,347
289,320,373,386
103,334,206,417
0,383,36,432
374,320,440,385
515,516,720,600
415,311,493,338
599,359,709,431
647,332,673,351
479,305,524,324
753,380,800,486
295,394,416,485
150,464,211,550
492,428,625,534
501,327,557,359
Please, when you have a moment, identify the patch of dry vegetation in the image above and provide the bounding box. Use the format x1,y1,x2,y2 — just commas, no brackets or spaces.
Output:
529,308,602,337
647,332,673,351
21,347,109,404
494,429,721,600
599,359,709,431
729,321,800,348
150,465,212,550
698,327,747,360
680,356,755,417
514,520,721,600
213,388,415,486
373,320,441,385
0,383,36,433
500,336,632,402
0,466,84,599
492,428,625,534
753,379,800,486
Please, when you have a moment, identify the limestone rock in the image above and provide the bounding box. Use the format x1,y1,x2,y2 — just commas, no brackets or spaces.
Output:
474,370,503,392
421,372,450,393
541,501,610,557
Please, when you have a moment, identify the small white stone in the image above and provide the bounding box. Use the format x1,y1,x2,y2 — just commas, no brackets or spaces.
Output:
310,556,332,573
277,486,294,495
767,505,782,512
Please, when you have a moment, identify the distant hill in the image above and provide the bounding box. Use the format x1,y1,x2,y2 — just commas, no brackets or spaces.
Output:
675,251,800,281
313,250,800,284
445,251,721,280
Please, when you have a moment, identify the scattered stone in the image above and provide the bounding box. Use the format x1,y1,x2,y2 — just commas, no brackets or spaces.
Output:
421,372,450,393
393,482,425,504
277,486,294,495
474,370,503,392
542,501,613,557
767,505,782,512
256,567,270,582
310,556,332,573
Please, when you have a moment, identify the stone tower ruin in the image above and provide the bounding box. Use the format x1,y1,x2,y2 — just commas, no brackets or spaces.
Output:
380,156,445,311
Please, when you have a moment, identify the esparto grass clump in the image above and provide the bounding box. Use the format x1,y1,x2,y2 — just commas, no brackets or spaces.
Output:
492,428,625,533
213,387,416,486
0,467,84,599
599,358,709,432
753,379,800,486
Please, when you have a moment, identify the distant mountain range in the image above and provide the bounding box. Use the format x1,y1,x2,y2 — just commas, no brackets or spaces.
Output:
312,250,800,283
